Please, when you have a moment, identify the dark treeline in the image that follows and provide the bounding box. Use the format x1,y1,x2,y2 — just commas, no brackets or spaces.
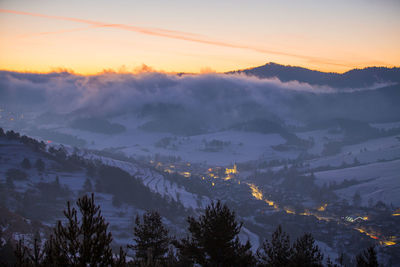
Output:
0,128,46,152
0,194,379,267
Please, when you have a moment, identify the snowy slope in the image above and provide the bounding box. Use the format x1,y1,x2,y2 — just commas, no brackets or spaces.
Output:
307,135,400,168
82,154,210,210
1,135,260,248
314,159,400,206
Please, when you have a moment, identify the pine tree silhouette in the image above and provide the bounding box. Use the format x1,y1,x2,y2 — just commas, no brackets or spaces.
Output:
356,246,379,267
257,225,292,267
175,200,255,267
43,194,114,266
291,233,324,267
129,211,170,263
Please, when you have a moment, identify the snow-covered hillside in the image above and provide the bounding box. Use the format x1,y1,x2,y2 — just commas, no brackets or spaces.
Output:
0,135,210,245
314,159,400,206
83,154,210,210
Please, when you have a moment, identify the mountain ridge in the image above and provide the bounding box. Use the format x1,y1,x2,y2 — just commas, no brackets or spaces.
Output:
228,62,400,88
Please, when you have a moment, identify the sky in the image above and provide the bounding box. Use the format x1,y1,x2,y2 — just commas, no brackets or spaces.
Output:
0,0,399,74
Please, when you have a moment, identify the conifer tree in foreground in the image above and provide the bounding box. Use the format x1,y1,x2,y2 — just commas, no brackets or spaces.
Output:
129,211,171,264
356,246,379,267
291,233,324,267
257,225,292,267
9,189,382,267
175,200,255,267
44,193,114,266
14,194,120,266
257,226,324,267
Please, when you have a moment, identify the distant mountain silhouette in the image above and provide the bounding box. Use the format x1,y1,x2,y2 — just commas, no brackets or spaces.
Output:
229,62,400,88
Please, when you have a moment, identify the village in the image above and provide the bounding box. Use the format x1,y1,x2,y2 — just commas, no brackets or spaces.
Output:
146,156,399,257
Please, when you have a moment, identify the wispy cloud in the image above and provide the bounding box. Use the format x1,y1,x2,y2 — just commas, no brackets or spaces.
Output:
14,25,104,39
0,8,357,68
0,9,205,40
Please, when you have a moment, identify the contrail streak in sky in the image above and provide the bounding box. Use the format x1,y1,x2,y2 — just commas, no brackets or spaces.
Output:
0,8,355,68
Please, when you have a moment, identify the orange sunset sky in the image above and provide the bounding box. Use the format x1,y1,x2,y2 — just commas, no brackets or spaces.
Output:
0,0,399,74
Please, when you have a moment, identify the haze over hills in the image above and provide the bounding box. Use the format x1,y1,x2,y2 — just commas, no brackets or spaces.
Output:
1,62,400,131
1,63,400,131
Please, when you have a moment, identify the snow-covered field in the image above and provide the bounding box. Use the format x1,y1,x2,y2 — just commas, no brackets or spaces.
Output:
307,135,400,168
297,129,343,155
37,125,297,165
314,159,400,206
370,121,400,130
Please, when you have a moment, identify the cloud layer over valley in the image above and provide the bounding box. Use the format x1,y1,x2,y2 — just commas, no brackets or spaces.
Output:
1,70,399,134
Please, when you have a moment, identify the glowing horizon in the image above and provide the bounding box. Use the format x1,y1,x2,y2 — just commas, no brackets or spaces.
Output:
0,1,399,75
